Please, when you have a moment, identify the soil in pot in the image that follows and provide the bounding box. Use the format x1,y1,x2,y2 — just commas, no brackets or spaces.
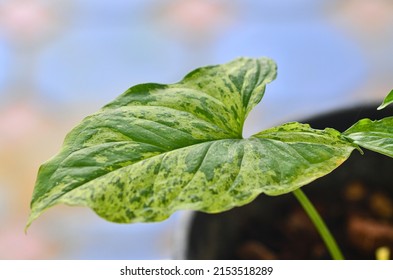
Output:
185,104,393,260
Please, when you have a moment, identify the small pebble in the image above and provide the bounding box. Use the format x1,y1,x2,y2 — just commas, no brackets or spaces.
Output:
369,192,393,219
344,181,366,201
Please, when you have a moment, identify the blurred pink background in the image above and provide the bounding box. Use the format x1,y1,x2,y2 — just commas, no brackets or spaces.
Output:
1,0,392,259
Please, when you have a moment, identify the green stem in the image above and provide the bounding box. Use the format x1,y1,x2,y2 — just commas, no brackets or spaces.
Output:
293,188,344,260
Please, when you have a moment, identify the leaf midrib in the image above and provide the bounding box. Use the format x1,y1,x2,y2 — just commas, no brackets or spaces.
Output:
41,138,239,207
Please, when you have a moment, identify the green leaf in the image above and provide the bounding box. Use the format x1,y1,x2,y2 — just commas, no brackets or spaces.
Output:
377,89,393,110
27,57,357,228
252,122,357,194
343,117,393,158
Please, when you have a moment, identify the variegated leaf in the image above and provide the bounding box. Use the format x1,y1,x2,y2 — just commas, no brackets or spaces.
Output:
377,89,393,110
28,57,357,227
344,117,393,158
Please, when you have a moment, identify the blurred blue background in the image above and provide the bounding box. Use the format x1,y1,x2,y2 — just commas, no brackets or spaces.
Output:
0,0,392,259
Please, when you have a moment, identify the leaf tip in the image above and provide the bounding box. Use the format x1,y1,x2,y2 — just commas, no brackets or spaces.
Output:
25,206,42,233
24,216,33,234
377,89,393,110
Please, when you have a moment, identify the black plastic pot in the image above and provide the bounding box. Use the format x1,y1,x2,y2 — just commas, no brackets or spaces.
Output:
179,103,393,259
